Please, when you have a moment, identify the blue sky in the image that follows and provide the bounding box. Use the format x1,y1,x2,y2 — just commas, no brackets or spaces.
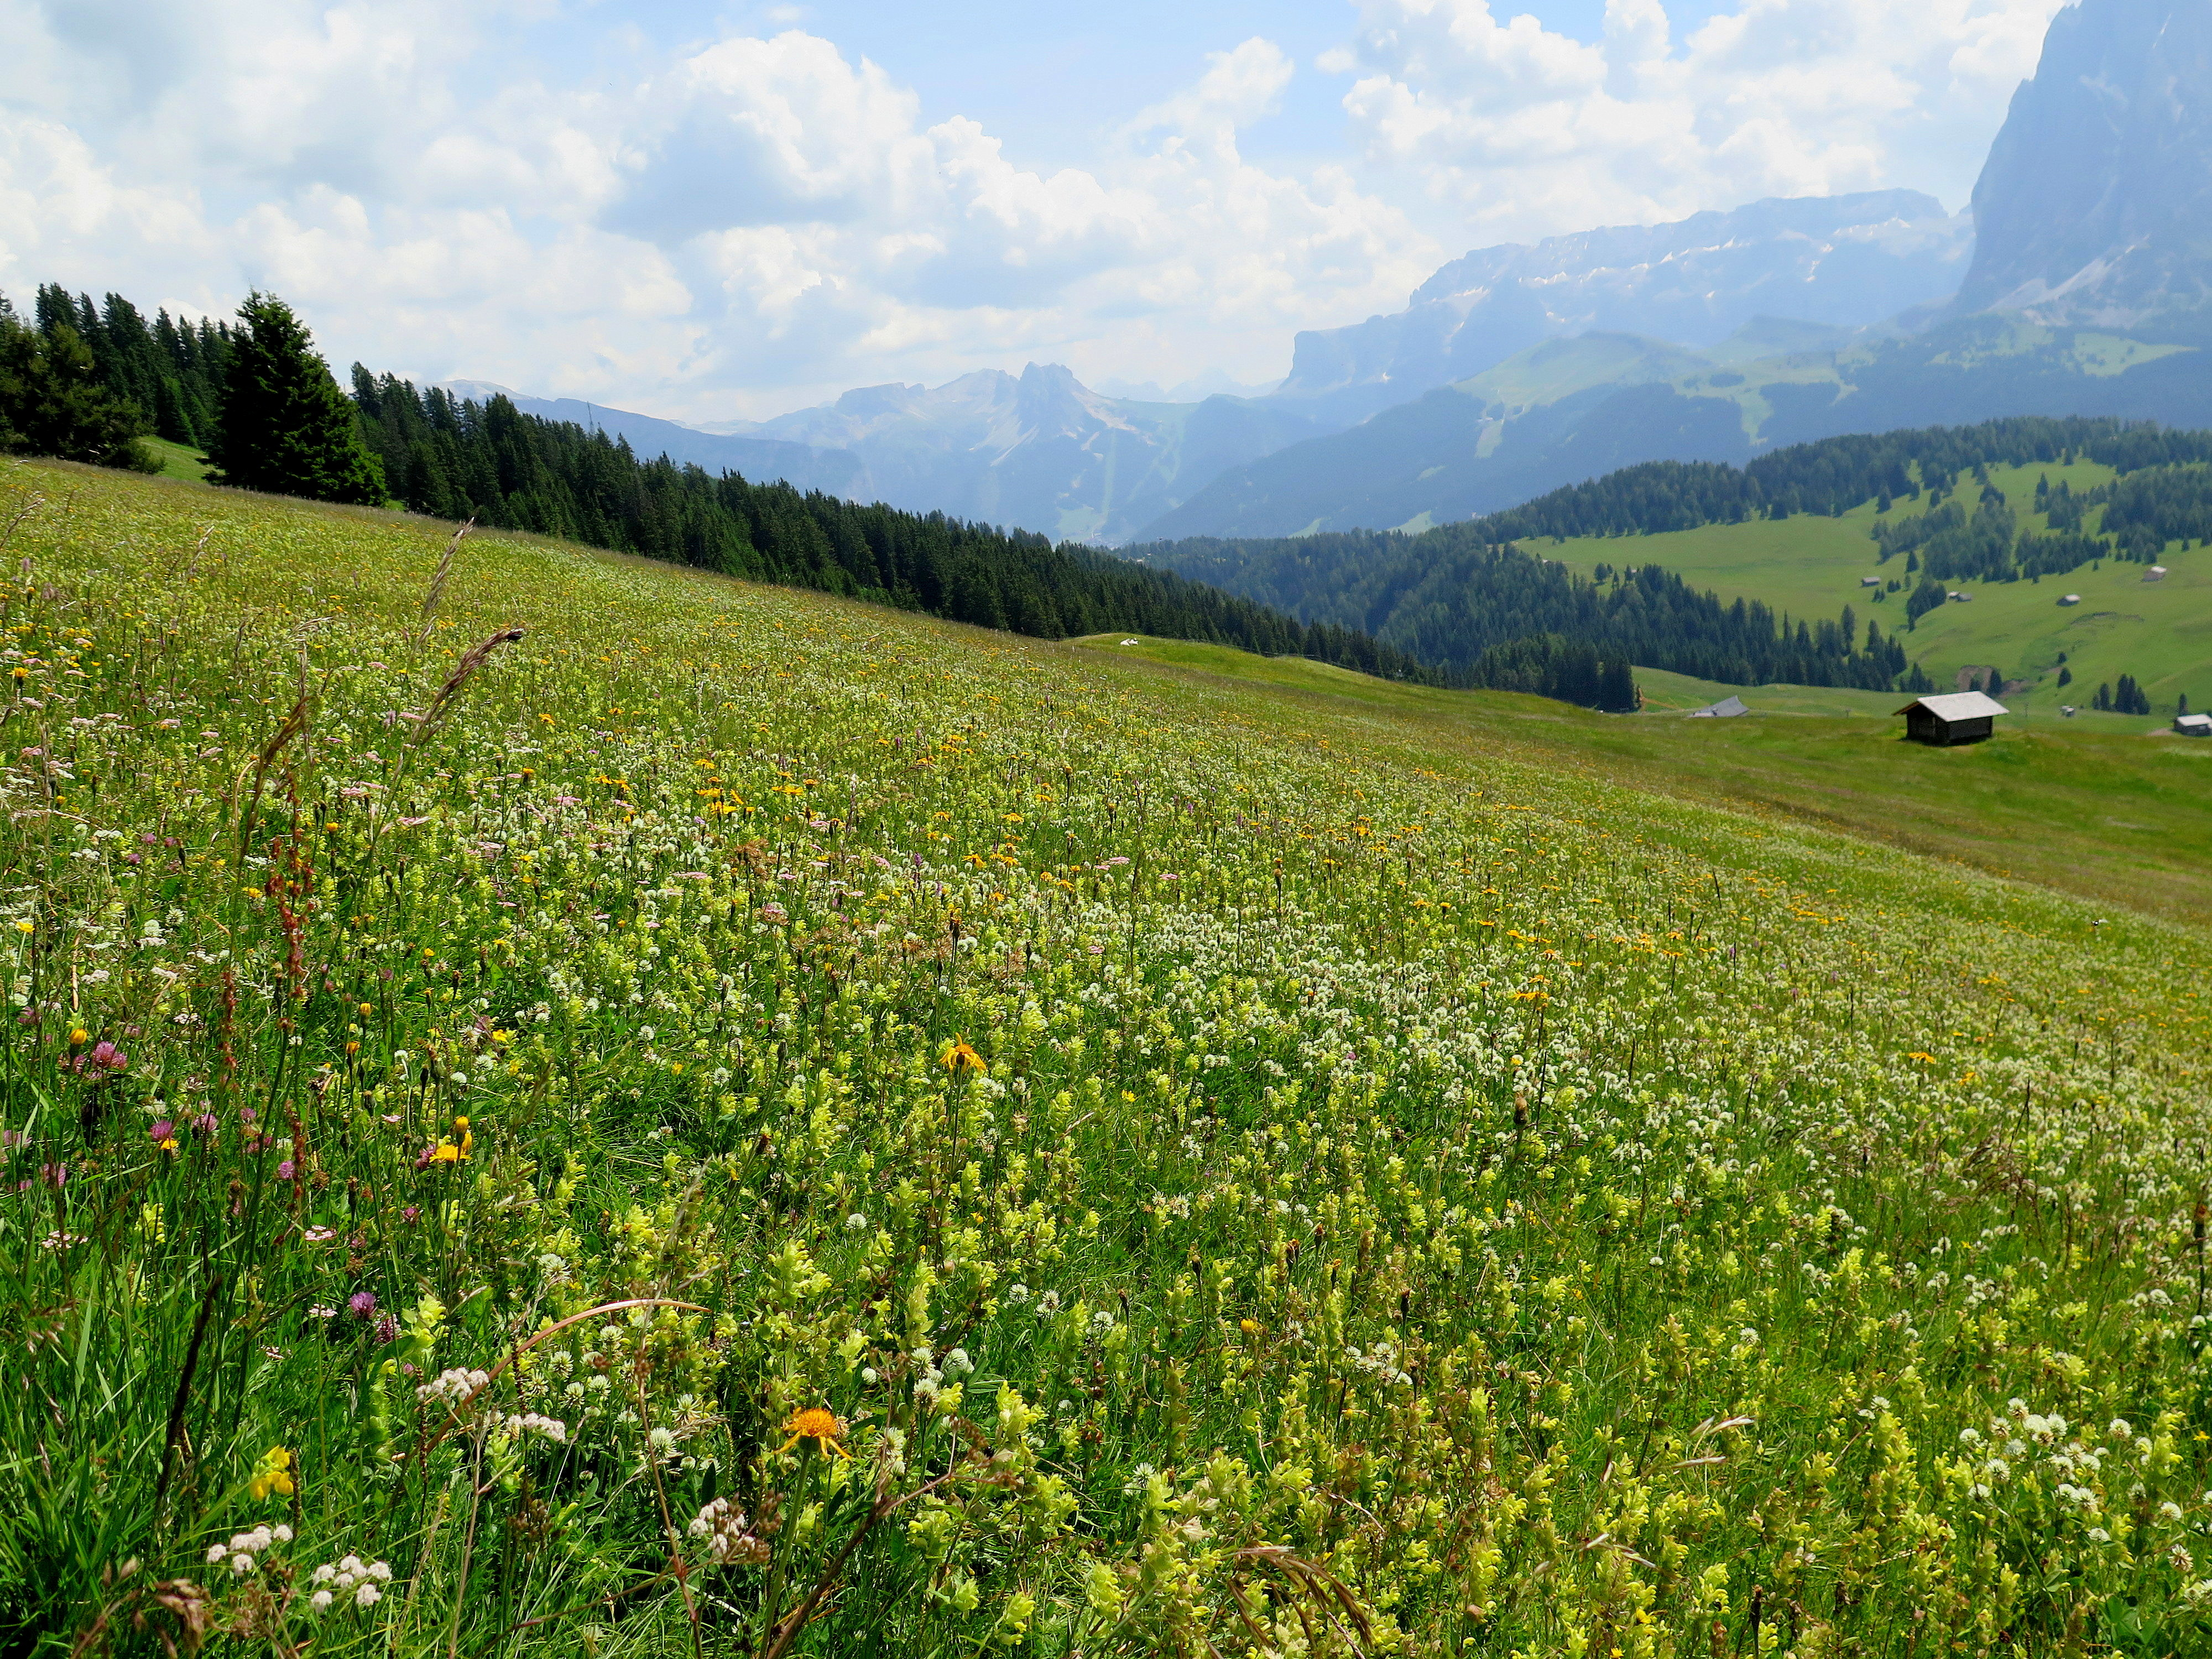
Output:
1,0,2067,419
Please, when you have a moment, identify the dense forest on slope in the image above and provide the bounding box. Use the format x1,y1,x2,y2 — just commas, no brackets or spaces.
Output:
1136,533,1911,687
27,285,234,450
346,372,1444,684
1134,415,2212,686
3,278,1446,691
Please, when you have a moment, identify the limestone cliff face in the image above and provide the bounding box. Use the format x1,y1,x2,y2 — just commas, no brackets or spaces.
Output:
1957,0,2212,326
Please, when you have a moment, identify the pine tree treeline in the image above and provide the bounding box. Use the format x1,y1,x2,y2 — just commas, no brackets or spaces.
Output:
347,372,1439,684
1464,635,1640,710
30,285,232,450
1134,534,1908,688
0,296,155,471
1469,416,2212,543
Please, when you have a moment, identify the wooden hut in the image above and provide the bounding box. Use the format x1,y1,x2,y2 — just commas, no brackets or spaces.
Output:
1895,691,2007,746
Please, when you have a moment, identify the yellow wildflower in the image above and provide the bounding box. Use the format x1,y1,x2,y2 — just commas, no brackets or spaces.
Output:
249,1445,295,1501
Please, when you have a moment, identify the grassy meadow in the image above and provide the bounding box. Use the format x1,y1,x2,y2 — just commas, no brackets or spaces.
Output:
1540,461,2212,714
1084,637,2212,925
9,458,2212,1657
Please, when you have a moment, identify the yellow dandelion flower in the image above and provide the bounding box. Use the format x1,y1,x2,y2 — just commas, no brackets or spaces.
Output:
776,1407,851,1458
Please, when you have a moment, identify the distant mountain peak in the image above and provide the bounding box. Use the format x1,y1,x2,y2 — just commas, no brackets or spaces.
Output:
1957,0,2212,326
1269,192,1969,429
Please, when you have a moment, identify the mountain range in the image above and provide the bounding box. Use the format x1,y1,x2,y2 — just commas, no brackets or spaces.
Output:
455,0,2209,550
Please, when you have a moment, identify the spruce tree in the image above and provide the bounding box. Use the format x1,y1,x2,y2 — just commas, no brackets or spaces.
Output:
0,298,155,469
207,293,385,505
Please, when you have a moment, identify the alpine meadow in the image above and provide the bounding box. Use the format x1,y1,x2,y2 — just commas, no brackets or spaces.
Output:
6,456,2212,1657
16,0,2212,1653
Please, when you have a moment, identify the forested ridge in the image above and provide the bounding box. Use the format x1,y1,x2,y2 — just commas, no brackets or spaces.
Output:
1135,414,2212,691
1137,534,1911,688
0,279,1439,689
29,280,2212,706
346,372,1441,684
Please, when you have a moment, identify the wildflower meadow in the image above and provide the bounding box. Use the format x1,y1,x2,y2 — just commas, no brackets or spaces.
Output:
5,458,2212,1657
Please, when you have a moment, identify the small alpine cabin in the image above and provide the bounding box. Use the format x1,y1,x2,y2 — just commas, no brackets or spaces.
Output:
1895,691,2007,746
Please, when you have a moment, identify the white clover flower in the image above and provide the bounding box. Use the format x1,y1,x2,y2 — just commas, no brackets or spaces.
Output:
230,1554,254,1575
845,1212,868,1231
314,1564,336,1584
2163,1500,2186,1521
310,1590,334,1613
205,1543,227,1564
356,1582,382,1608
2109,1418,2133,1439
272,1524,293,1543
2087,1527,2112,1545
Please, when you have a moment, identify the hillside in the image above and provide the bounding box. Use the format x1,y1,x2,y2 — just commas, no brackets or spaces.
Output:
1540,458,2212,711
1136,417,2212,707
1136,319,2212,542
1079,635,2212,921
7,456,2212,1655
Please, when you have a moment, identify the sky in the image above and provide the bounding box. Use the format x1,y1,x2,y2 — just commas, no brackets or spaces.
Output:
0,0,2070,422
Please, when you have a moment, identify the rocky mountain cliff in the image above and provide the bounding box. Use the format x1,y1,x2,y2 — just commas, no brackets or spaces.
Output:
1266,193,1971,429
1955,0,2212,327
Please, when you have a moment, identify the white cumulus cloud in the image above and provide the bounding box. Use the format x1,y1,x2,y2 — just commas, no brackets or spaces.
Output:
0,0,2067,421
1333,0,2066,242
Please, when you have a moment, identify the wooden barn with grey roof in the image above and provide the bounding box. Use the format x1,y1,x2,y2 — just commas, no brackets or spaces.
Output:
1895,691,2007,747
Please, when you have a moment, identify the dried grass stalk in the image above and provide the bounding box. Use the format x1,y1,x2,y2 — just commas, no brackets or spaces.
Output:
417,518,473,646
412,627,524,746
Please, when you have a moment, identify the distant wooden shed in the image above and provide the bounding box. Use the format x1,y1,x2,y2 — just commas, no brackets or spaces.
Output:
1895,691,2007,746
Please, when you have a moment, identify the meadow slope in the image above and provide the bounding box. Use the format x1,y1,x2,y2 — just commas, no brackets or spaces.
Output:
1541,461,2212,712
7,459,2212,1657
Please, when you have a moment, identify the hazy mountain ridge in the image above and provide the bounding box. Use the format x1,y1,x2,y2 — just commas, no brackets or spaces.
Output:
1131,317,2208,541
710,363,1316,543
1262,192,1971,430
446,0,2212,549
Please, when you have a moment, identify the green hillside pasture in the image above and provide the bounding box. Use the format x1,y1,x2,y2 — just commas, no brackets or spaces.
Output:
138,435,212,483
1085,635,2212,922
1628,666,1903,716
1542,460,2212,709
12,460,2212,1657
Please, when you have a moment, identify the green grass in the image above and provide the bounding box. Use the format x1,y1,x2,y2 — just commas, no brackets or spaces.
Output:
137,435,211,482
9,458,2212,1658
1542,460,2212,711
1080,634,2212,923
